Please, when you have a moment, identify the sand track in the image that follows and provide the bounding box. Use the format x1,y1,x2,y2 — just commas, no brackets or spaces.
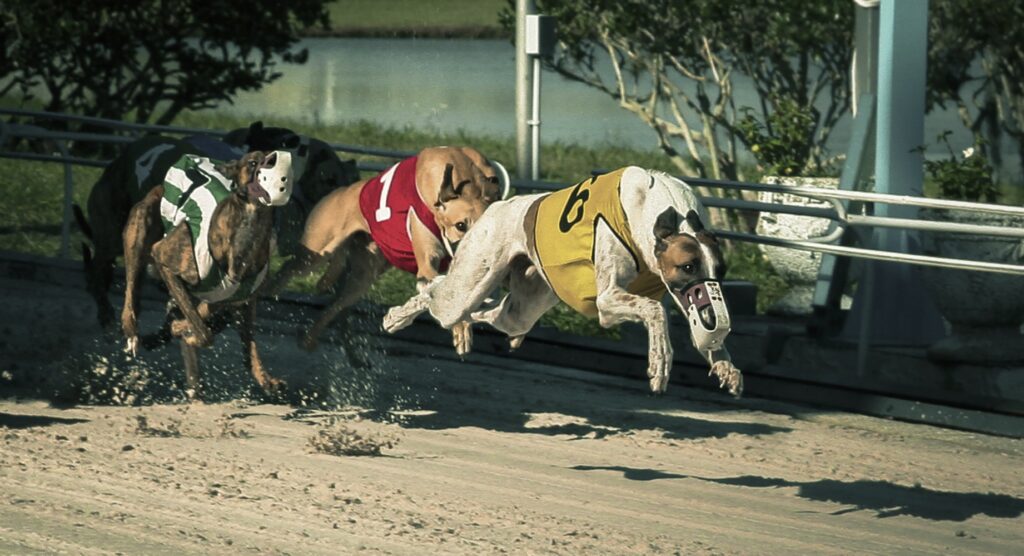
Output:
1,276,1023,554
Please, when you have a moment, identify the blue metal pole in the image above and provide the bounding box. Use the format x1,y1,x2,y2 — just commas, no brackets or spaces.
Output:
843,0,946,346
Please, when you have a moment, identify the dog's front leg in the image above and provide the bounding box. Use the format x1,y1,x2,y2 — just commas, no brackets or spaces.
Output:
411,214,473,357
596,289,673,393
237,302,285,395
179,341,201,401
151,233,212,348
703,348,743,397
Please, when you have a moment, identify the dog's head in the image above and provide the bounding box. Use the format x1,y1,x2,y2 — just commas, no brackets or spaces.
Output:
220,150,295,207
226,122,361,203
432,162,503,246
297,139,361,203
652,207,732,353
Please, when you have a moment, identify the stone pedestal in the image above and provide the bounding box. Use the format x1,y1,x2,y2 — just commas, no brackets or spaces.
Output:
756,176,842,316
920,209,1024,364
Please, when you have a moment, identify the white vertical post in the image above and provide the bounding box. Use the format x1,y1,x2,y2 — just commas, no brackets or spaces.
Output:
515,0,536,181
529,56,541,180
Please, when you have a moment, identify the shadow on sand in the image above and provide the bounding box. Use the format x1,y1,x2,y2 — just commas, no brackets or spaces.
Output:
0,412,88,429
570,465,1024,522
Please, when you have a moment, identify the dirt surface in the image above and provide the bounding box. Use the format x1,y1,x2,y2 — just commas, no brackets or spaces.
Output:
1,276,1023,555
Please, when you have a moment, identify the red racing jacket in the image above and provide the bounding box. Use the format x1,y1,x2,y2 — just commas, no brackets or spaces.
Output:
358,156,450,274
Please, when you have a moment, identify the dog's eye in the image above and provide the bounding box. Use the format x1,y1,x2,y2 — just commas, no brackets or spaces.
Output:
681,262,697,274
455,221,468,233
247,159,257,169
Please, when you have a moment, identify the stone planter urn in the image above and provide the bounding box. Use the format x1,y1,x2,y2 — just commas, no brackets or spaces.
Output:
755,176,842,315
919,209,1024,364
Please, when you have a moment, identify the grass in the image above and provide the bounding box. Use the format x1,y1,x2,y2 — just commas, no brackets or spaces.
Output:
321,0,508,38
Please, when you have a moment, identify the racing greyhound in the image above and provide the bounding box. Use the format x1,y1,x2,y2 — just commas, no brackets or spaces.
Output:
261,146,507,354
383,166,743,396
121,149,294,399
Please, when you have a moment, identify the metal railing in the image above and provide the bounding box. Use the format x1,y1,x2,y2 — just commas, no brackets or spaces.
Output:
2,108,1023,278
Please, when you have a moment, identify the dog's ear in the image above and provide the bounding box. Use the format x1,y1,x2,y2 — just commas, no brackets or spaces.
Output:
481,175,501,203
684,209,705,233
435,163,464,205
245,121,264,144
653,208,680,253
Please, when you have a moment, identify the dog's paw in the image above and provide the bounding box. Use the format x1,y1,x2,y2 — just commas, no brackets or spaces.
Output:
710,360,744,398
452,322,473,358
382,306,412,333
124,336,139,358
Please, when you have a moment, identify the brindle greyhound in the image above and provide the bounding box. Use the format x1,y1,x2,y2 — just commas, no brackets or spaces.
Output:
73,126,358,330
121,150,293,399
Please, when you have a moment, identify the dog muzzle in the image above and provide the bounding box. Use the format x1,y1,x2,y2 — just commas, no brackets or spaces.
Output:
675,280,731,353
254,150,294,206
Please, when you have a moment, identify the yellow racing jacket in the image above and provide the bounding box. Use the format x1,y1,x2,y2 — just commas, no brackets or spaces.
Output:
532,168,666,318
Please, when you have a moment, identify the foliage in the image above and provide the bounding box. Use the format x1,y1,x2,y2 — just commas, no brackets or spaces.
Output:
920,131,998,203
928,0,1024,186
499,0,852,206
0,0,329,126
737,97,819,178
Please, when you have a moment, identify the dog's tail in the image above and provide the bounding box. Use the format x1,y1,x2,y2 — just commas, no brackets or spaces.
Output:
72,203,93,240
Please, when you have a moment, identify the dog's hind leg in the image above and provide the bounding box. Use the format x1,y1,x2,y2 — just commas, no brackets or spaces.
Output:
469,256,558,349
258,245,326,300
121,188,164,355
300,235,386,351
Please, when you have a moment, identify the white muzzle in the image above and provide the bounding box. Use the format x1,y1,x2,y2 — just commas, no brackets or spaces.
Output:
256,150,294,206
677,280,732,353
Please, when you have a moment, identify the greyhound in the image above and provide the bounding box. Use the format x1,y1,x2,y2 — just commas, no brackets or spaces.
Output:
261,146,508,355
73,124,358,329
121,150,293,399
383,166,743,396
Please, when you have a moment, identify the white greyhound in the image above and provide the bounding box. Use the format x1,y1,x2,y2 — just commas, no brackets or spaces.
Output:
383,166,742,396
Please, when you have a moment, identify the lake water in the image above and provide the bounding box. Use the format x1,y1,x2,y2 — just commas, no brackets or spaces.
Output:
225,37,980,161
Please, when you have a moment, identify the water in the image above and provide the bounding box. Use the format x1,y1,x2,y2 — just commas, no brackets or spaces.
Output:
228,38,655,150
225,37,985,162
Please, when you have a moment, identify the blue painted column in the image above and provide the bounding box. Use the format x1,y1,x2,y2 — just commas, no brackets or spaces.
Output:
843,0,946,345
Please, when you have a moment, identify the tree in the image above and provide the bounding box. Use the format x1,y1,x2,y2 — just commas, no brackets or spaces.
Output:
501,0,852,191
0,0,329,125
928,0,1024,188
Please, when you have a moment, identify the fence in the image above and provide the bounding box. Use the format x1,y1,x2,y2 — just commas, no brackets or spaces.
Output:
3,107,1024,277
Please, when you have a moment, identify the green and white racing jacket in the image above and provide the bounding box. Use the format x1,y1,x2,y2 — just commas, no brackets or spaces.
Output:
159,155,269,304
